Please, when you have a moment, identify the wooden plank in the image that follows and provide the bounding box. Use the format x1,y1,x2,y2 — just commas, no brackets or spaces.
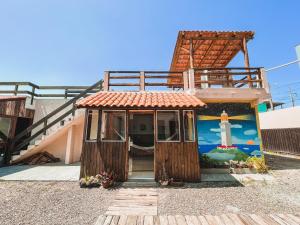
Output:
153,216,160,225
286,214,300,224
277,214,298,225
144,216,154,225
126,216,138,225
220,214,234,225
198,215,209,225
136,216,144,225
226,214,244,225
159,216,169,225
168,215,178,225
249,214,268,225
269,214,288,225
103,215,113,225
118,216,128,225
95,215,107,225
185,215,200,225
175,215,188,225
237,214,257,225
111,216,120,225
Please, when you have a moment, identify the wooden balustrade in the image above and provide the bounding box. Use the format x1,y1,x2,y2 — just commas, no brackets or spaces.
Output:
104,68,265,91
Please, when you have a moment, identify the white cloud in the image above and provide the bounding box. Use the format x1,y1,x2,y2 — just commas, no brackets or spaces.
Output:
244,129,257,136
210,128,221,132
231,124,242,129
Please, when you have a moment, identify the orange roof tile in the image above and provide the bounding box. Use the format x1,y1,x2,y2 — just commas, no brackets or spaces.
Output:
76,92,205,108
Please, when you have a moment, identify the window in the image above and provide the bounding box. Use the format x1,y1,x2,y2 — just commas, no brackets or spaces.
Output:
183,110,195,142
157,111,180,141
0,117,11,141
101,111,126,141
86,110,99,141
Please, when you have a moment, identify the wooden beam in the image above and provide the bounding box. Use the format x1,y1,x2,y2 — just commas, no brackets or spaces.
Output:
211,40,231,66
197,40,214,65
140,71,145,91
242,37,252,87
180,47,189,53
189,39,194,68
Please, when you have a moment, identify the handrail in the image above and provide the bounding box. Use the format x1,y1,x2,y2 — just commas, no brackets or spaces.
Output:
10,79,103,155
0,81,102,104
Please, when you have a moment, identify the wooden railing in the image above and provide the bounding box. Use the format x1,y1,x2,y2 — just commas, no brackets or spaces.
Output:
193,67,263,88
103,71,185,91
0,81,103,104
103,68,266,91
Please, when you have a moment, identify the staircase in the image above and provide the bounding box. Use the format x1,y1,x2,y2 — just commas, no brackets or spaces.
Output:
8,79,103,164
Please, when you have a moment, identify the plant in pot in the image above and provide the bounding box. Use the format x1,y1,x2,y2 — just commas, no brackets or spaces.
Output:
159,164,172,186
99,171,115,189
79,175,101,188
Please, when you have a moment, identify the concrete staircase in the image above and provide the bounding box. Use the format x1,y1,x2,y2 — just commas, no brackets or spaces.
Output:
11,112,84,163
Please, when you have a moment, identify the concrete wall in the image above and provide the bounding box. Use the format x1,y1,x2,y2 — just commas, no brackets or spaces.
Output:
259,106,300,129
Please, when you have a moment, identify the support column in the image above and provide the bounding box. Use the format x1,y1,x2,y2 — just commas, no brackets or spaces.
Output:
242,37,253,88
103,71,109,91
183,71,189,91
188,69,195,93
65,124,76,164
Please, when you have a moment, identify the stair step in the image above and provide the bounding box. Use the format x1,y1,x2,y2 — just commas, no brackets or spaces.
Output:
11,155,20,161
20,150,27,155
34,139,42,145
122,181,158,188
27,145,37,150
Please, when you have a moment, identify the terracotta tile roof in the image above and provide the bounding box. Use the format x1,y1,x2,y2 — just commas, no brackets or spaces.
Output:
76,92,205,108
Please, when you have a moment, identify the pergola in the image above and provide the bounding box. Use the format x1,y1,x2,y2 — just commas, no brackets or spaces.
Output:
169,31,255,71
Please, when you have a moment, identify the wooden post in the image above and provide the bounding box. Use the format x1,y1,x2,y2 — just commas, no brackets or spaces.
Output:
242,37,253,87
43,120,47,135
30,86,35,105
140,71,145,91
189,39,194,69
183,71,189,91
103,71,109,91
14,84,19,96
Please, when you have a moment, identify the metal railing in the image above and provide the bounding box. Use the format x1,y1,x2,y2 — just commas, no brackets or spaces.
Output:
8,80,103,162
0,82,102,104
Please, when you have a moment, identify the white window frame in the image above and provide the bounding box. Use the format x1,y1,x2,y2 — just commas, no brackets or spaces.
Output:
101,110,126,142
183,110,196,142
156,110,181,143
85,109,99,142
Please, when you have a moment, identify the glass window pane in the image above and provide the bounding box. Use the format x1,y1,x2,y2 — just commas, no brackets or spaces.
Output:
86,110,99,141
101,111,126,141
183,110,195,141
157,111,180,141
0,117,11,141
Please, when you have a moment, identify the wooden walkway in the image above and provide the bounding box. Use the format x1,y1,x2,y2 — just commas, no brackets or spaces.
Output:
105,188,158,216
95,214,300,225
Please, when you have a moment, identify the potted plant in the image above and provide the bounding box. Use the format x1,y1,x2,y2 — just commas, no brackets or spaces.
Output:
99,171,115,189
79,175,101,188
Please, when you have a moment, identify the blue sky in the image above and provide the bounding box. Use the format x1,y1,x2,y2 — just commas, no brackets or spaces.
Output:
0,1,299,105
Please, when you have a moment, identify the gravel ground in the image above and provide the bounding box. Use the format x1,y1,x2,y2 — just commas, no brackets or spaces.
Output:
0,181,117,225
1,154,299,224
158,170,300,215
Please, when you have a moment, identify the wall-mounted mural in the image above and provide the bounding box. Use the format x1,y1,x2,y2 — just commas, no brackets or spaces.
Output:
197,103,262,167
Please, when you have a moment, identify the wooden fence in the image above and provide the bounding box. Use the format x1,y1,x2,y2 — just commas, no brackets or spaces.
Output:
261,128,300,155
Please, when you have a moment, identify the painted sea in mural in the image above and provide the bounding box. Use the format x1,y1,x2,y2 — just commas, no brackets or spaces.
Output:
197,103,262,165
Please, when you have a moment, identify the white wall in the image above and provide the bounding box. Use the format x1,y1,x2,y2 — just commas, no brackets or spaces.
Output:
259,106,300,129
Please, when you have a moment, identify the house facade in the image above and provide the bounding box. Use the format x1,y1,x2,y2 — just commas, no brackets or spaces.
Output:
76,31,271,182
